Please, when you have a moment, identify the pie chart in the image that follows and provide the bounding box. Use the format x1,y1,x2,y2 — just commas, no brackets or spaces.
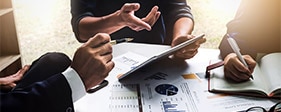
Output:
155,84,178,96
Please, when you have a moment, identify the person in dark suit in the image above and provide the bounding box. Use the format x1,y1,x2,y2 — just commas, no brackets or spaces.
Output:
0,33,114,112
219,0,280,82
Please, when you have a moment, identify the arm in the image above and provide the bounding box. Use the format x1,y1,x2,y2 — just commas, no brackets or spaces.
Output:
77,11,126,42
73,2,160,42
0,74,74,112
171,17,206,59
218,0,259,82
160,0,205,59
1,33,115,112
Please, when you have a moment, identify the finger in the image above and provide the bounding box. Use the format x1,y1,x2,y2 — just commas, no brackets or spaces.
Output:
149,11,160,27
106,60,115,73
175,48,198,59
171,35,196,47
129,16,151,31
98,49,113,65
122,3,140,12
225,67,248,82
155,11,161,19
144,6,160,25
224,69,237,81
134,27,144,32
184,50,197,59
185,43,200,52
17,65,30,76
1,83,16,90
187,35,206,47
96,43,113,56
177,41,200,56
224,57,242,82
243,55,256,73
98,53,114,75
121,3,151,30
172,35,203,59
171,35,188,47
224,68,241,82
186,38,206,50
146,6,158,18
10,83,17,88
197,38,207,44
231,69,249,81
226,60,251,81
85,33,111,48
232,57,251,74
128,25,144,32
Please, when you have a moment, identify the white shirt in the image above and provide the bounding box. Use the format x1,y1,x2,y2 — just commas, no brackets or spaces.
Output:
62,67,87,102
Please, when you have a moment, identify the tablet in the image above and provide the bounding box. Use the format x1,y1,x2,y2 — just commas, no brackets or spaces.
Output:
117,33,205,80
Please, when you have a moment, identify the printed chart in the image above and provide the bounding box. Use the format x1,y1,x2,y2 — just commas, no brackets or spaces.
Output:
109,83,142,112
155,84,178,96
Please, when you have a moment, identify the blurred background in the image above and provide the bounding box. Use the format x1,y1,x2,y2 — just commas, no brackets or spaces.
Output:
12,0,241,65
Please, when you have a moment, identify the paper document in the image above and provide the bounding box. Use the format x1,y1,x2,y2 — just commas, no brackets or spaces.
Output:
110,52,148,78
182,73,279,112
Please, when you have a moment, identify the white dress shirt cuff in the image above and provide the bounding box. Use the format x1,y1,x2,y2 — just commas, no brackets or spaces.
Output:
62,67,87,102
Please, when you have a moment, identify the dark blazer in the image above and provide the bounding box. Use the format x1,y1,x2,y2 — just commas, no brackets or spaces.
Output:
0,74,74,112
0,52,73,112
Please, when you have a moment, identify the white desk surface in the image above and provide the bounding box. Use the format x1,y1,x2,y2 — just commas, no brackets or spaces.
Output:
74,43,277,112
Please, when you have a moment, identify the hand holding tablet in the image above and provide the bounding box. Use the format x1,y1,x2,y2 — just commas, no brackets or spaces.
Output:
118,33,205,80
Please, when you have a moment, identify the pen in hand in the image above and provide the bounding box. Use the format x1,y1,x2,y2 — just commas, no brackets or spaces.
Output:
87,38,133,93
227,34,254,80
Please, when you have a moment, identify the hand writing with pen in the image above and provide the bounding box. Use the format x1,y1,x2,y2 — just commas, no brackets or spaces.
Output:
223,53,256,82
224,34,256,82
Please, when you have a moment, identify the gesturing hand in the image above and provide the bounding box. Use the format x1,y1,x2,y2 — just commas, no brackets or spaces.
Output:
71,33,114,91
119,3,160,31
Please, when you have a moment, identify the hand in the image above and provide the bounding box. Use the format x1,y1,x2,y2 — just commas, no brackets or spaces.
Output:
71,33,114,91
141,6,161,29
0,65,30,91
171,35,206,59
223,53,256,82
119,3,160,31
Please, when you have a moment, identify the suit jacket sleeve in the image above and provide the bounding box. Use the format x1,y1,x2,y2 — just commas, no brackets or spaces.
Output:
0,74,74,112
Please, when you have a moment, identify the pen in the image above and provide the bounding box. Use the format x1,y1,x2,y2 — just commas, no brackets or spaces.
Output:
110,38,134,45
227,34,254,79
87,80,109,93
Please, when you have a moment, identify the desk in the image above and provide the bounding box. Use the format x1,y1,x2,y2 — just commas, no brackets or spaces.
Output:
74,43,277,112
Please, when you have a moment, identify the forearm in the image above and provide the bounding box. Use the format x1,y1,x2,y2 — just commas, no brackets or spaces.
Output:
78,11,125,42
172,17,194,40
